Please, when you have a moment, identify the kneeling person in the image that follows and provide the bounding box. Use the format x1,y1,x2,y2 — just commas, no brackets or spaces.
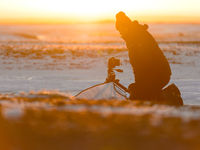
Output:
116,12,171,100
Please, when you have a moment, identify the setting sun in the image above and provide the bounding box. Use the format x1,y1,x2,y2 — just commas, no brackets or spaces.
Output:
0,0,200,23
1,0,200,149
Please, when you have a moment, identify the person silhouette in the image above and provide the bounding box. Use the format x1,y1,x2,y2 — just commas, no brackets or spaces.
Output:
116,11,171,100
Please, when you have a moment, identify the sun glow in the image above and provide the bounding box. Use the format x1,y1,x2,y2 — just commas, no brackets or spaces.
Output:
0,0,200,24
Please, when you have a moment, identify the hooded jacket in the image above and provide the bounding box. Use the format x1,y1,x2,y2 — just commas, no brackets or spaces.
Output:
116,12,171,88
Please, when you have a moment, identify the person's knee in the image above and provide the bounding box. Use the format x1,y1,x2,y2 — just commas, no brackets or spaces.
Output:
128,83,147,100
128,83,137,100
128,82,162,100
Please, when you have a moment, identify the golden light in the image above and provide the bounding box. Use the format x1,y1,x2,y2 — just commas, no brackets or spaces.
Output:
0,0,200,24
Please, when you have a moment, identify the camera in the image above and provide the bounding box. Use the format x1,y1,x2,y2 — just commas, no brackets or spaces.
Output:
108,57,120,69
106,57,121,83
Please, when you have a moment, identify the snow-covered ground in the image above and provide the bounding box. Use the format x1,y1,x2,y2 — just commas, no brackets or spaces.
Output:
0,23,200,105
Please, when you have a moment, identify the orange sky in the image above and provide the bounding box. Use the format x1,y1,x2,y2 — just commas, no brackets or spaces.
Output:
0,0,200,24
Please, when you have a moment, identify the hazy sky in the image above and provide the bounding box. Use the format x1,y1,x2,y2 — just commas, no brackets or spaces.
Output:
0,0,200,23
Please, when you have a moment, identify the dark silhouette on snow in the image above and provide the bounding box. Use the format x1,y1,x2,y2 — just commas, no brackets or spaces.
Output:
116,11,171,100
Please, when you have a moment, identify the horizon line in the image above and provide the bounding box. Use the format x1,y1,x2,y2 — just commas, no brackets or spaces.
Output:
1,15,200,25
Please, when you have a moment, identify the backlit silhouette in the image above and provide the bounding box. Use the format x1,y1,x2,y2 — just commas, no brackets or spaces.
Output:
116,11,171,100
